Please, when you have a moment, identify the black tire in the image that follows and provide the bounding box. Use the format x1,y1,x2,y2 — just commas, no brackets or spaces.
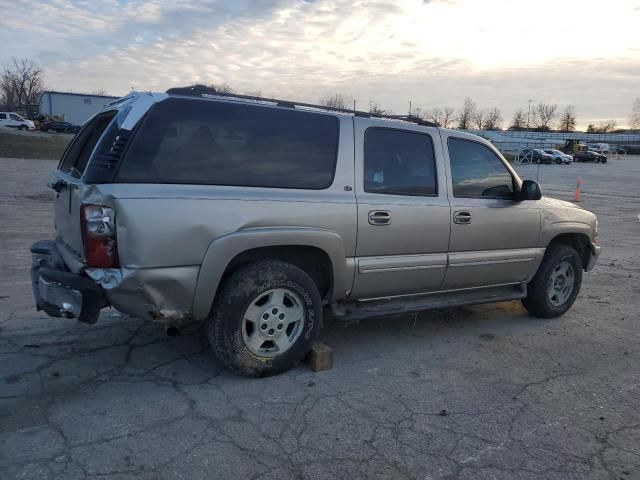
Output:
522,244,583,318
18,125,27,131
601,158,607,163
207,259,322,377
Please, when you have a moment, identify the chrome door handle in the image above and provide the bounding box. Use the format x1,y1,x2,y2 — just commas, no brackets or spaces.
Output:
453,210,472,224
368,210,391,226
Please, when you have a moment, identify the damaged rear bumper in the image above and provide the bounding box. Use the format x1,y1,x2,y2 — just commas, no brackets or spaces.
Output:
31,240,108,324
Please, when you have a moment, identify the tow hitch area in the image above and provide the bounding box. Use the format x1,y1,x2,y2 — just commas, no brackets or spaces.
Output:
31,241,108,324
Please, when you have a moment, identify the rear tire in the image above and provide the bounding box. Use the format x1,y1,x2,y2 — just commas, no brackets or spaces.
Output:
522,244,583,318
207,260,322,377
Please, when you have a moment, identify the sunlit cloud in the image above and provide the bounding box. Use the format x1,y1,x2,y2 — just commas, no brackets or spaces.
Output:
0,0,638,127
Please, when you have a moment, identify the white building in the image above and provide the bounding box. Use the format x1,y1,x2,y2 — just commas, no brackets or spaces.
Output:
40,91,120,125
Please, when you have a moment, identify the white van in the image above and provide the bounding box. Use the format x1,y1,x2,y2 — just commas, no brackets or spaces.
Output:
587,143,610,154
0,112,35,131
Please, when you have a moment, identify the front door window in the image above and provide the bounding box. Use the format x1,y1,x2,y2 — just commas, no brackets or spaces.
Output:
448,138,514,199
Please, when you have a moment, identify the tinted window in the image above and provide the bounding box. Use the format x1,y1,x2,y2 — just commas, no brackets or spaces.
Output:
116,98,339,189
0,114,6,120
448,138,514,198
59,111,116,177
364,128,437,196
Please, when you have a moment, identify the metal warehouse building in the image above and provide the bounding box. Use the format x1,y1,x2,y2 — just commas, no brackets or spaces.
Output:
40,91,120,125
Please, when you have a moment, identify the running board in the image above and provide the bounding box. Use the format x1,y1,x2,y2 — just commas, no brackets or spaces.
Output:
332,283,527,321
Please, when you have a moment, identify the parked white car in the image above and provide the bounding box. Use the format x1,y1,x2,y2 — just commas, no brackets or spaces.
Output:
0,112,35,131
543,149,573,164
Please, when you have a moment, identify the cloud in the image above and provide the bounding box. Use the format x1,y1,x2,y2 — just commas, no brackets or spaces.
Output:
0,0,638,126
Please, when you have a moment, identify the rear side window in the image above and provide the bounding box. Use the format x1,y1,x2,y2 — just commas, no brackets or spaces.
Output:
116,98,339,189
448,138,514,198
59,111,116,177
364,128,437,196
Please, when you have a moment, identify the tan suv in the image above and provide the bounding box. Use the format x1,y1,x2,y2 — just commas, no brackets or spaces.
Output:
31,86,600,377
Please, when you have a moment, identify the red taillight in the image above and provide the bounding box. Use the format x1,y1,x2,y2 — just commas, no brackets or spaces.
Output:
80,204,119,268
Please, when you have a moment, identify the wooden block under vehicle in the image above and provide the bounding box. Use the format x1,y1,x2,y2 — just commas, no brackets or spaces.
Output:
307,341,333,372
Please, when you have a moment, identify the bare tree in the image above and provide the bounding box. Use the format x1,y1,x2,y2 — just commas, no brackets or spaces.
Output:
319,93,352,110
558,105,577,132
369,101,390,116
1,58,44,110
91,88,108,96
457,97,477,130
210,83,234,93
472,109,486,130
421,106,455,127
484,107,503,130
509,109,527,130
631,97,640,130
532,103,558,130
587,120,617,133
244,89,263,97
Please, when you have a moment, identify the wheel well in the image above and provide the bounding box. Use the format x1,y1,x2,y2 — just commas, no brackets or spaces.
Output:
548,233,591,269
220,246,334,299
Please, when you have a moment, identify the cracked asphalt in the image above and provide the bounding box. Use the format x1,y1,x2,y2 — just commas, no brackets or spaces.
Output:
1,156,639,480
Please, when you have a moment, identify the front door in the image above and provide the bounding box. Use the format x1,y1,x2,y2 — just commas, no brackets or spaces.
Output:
351,120,451,299
441,133,542,290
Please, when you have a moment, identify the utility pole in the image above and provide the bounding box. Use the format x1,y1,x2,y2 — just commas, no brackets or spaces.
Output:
527,99,532,131
353,99,356,112
408,100,412,115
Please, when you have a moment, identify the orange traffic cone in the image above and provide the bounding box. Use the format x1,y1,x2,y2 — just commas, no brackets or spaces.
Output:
574,177,582,203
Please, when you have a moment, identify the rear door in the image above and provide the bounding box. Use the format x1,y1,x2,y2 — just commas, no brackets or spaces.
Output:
351,119,450,299
52,111,117,271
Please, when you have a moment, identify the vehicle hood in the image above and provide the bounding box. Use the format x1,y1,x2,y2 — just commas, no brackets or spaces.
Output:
538,196,579,209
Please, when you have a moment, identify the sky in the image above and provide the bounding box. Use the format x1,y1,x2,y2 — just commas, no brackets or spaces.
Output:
1,0,639,129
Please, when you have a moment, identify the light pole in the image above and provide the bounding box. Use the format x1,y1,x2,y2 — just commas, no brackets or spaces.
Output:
527,99,532,131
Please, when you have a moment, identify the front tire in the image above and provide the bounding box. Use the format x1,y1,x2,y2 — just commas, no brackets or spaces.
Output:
522,244,583,318
208,260,322,377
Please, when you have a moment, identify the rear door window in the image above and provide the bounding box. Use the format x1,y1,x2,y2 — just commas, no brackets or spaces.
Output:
59,111,116,178
364,128,437,196
116,98,339,189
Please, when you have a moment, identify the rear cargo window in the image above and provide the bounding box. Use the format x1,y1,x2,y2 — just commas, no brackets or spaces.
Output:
115,98,339,189
59,111,117,178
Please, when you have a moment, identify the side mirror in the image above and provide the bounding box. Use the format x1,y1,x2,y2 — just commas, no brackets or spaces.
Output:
518,180,542,201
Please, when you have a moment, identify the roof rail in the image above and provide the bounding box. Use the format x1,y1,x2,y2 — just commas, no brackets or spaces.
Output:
165,85,439,128
166,84,218,96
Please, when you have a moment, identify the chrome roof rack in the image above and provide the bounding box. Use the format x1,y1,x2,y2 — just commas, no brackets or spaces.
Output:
165,85,439,127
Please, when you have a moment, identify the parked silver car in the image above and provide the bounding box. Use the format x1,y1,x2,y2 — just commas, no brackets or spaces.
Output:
31,88,601,376
543,149,573,164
